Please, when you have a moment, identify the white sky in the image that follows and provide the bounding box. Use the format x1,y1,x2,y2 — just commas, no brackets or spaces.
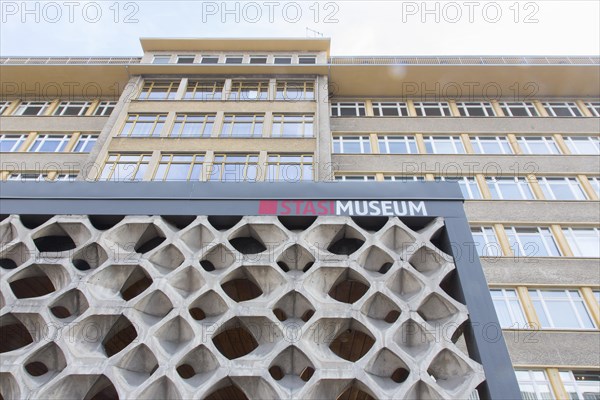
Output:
1,0,599,56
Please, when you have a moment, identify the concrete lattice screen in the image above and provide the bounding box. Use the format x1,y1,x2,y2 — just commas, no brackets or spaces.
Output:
0,214,485,399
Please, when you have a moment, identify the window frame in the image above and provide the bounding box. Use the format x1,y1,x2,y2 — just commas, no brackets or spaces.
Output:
93,101,117,116
486,176,535,200
249,55,268,64
271,114,314,138
505,226,561,257
220,114,265,138
73,134,98,153
275,81,315,101
515,370,556,400
471,136,514,154
560,370,600,400
170,114,215,138
489,289,528,329
152,55,171,64
436,176,482,199
378,135,419,154
372,102,409,117
529,289,596,329
584,102,600,117
471,226,504,257
335,175,376,181
332,135,372,154
537,177,588,201
6,173,50,182
27,134,71,153
14,101,50,116
423,135,466,154
0,134,28,152
456,101,496,117
499,101,539,117
563,136,600,155
228,80,269,101
298,55,317,64
138,81,179,100
562,227,600,257
153,153,205,181
53,101,92,116
413,101,452,116
225,55,244,64
330,102,366,117
176,54,195,64
98,153,152,181
543,102,583,117
517,136,562,155
200,55,220,64
207,153,260,182
185,80,224,101
265,154,314,182
119,114,167,137
0,101,11,115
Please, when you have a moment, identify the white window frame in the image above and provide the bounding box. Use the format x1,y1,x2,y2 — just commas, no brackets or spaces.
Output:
200,55,220,64
505,227,561,257
119,114,167,137
413,101,452,116
185,80,224,101
73,134,98,153
6,173,50,182
543,102,583,117
562,227,600,257
560,370,600,400
0,101,11,115
529,289,596,329
153,154,205,181
225,55,244,64
249,55,268,64
486,176,535,200
266,154,314,182
330,102,367,117
515,370,556,400
538,177,588,201
589,177,599,197
332,136,371,154
499,102,539,117
207,154,260,182
563,136,600,155
584,102,600,117
138,81,179,100
220,114,264,138
93,101,117,116
0,134,28,152
372,102,409,117
98,153,152,181
228,80,269,101
383,176,425,182
423,136,465,154
27,134,71,153
489,289,528,329
272,114,314,138
298,55,317,64
456,101,496,117
14,101,50,116
471,226,503,257
53,101,92,116
471,136,514,154
152,55,171,64
378,135,419,154
55,173,78,181
437,176,482,199
176,54,195,64
335,175,376,181
275,81,315,101
273,55,292,64
517,136,561,155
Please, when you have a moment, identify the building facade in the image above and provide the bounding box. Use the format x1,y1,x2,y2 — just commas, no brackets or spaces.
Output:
0,38,599,399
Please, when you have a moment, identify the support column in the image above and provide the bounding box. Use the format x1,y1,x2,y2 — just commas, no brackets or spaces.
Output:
369,133,380,153
507,134,522,155
415,133,426,154
493,223,513,257
160,111,176,137
553,134,571,155
549,225,574,257
580,287,600,327
85,99,101,116
575,100,593,117
460,133,475,153
491,100,505,116
17,132,37,152
143,150,161,181
546,368,569,400
364,100,374,117
526,174,545,200
533,100,549,117
448,100,460,116
175,78,188,100
3,99,21,115
44,99,60,116
516,286,541,328
578,175,599,200
476,175,492,199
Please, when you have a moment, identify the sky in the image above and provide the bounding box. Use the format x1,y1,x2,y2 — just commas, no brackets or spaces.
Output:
1,0,599,56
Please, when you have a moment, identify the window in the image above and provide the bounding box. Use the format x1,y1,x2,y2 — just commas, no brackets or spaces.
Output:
384,176,425,182
298,55,317,64
499,102,539,117
153,154,204,181
55,173,78,181
456,102,496,117
225,55,243,64
228,81,269,101
200,55,219,64
529,289,595,329
6,173,50,182
490,289,527,329
170,114,215,138
471,136,514,154
515,370,556,400
99,154,151,181
249,55,267,64
518,136,562,155
119,114,166,137
273,55,292,64
543,102,583,117
505,227,561,257
272,114,314,137
220,114,264,137
335,175,376,181
436,177,482,199
276,81,315,101
0,134,27,152
585,102,600,117
372,102,409,116
424,136,465,154
413,102,451,116
560,371,600,399
139,81,179,100
563,136,600,155
266,154,313,182
487,177,535,200
589,177,600,197
53,101,91,116
152,55,171,64
538,177,587,200
471,227,503,257
331,102,366,117
562,228,600,257
0,101,11,115
27,134,71,152
333,136,371,154
176,55,195,64
378,136,418,154
14,101,49,116
73,134,98,153
207,154,259,182
93,101,117,116
185,80,224,100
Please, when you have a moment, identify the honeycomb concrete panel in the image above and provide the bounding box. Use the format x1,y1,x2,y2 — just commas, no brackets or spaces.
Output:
0,214,485,399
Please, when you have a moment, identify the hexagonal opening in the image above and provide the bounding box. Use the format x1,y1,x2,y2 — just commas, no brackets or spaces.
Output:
269,346,315,388
176,345,219,384
88,215,124,230
180,223,215,252
212,319,259,360
427,349,475,391
277,216,317,231
108,223,165,254
138,376,181,400
221,266,285,303
115,344,159,386
169,266,204,297
89,265,152,301
361,293,402,326
204,379,248,400
276,244,315,273
228,223,287,254
0,314,33,353
337,381,377,400
133,290,173,325
32,222,91,252
381,225,417,254
149,244,185,273
417,293,459,324
328,269,370,304
351,216,389,232
155,316,194,354
102,315,138,357
40,375,119,400
8,264,67,299
23,342,66,380
386,267,424,301
395,319,434,357
189,291,228,322
72,242,108,271
357,245,395,274
409,246,449,277
272,291,315,323
315,319,376,362
366,348,410,387
200,244,236,272
49,289,89,320
208,216,242,231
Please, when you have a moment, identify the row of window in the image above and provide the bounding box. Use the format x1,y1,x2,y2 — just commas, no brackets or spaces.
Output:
333,135,600,155
152,54,318,65
118,113,314,138
98,153,314,182
472,226,599,258
138,79,315,101
491,288,599,330
331,101,600,117
0,101,116,117
0,133,97,153
4,173,78,182
516,369,599,399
